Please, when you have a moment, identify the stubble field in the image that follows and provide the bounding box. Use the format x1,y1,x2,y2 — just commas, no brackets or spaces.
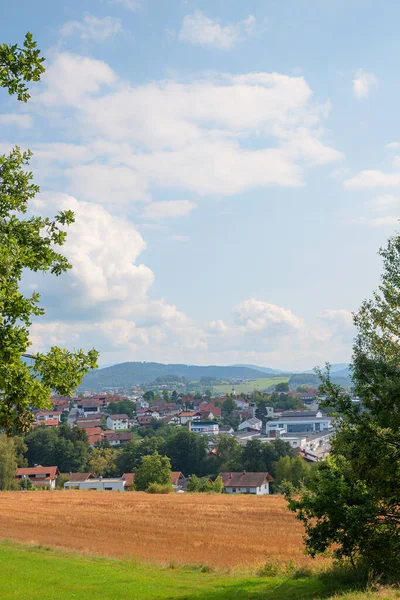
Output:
0,491,319,568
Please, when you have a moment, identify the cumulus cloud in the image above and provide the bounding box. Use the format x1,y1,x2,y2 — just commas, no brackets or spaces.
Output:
317,309,355,344
233,298,303,334
178,10,257,50
352,70,378,100
386,142,400,149
30,54,341,201
370,194,400,210
344,170,400,188
60,14,122,41
142,200,196,220
0,114,32,128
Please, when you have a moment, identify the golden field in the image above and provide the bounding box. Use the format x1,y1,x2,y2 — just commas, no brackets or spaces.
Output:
0,491,325,569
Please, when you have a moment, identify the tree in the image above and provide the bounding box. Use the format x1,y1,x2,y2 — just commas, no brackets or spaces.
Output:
134,452,171,491
105,400,134,418
275,382,289,393
165,428,208,476
0,434,19,490
255,400,271,426
242,439,265,472
275,456,311,489
24,425,89,472
0,34,98,433
289,233,400,580
143,391,155,403
222,397,236,416
261,439,294,477
171,390,178,404
213,434,243,471
88,447,117,477
162,389,169,403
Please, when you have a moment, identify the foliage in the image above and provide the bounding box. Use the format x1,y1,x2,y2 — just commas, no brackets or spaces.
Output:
274,456,311,489
55,474,70,490
105,399,134,418
289,233,400,581
275,382,289,392
143,391,155,403
165,428,208,476
255,400,272,425
134,452,171,491
186,474,223,493
146,482,173,494
221,397,236,416
0,433,20,490
87,447,117,478
24,424,89,472
213,434,243,471
0,35,98,433
0,32,45,101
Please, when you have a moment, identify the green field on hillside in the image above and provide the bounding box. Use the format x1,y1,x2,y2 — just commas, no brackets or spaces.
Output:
213,376,289,395
0,542,394,600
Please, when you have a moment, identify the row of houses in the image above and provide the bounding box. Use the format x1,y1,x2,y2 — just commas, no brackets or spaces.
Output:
15,467,273,495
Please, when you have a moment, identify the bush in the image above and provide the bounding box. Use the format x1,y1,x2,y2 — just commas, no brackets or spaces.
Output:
146,483,173,494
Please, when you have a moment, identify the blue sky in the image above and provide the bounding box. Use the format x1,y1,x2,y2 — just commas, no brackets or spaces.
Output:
1,0,399,369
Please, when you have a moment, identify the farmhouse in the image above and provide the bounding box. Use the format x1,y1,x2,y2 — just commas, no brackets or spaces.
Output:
76,398,102,417
102,431,133,446
220,471,273,495
178,411,202,425
35,410,62,422
15,466,60,489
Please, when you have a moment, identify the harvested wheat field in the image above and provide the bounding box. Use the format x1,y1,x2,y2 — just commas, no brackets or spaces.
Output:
0,491,323,568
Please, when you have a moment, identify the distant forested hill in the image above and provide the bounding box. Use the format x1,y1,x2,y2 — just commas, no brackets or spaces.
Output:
79,362,269,390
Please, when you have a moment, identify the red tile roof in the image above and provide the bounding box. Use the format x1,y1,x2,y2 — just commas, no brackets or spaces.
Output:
220,472,273,488
63,473,96,482
16,466,59,480
170,471,183,486
108,414,129,420
33,419,59,428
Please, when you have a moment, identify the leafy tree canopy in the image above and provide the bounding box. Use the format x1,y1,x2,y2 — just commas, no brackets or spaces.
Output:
134,452,171,491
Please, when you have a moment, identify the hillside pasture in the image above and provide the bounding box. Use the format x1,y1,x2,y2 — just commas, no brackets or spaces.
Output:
213,376,289,395
0,491,320,569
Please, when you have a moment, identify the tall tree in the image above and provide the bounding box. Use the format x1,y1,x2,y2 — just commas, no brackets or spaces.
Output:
289,233,400,580
0,433,20,489
134,452,171,491
165,428,208,476
0,34,98,433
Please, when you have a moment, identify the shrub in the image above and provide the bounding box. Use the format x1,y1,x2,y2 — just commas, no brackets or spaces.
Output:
146,483,173,494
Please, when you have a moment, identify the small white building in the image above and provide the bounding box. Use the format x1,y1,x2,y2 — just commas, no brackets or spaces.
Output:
106,414,130,430
178,411,202,425
65,477,126,492
266,410,332,435
36,411,62,422
220,472,273,495
189,421,219,436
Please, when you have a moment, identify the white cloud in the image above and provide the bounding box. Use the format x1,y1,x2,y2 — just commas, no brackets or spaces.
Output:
365,216,399,227
317,309,355,345
352,70,378,100
0,114,32,128
178,10,257,50
233,298,303,334
108,0,140,10
344,170,400,188
60,14,122,41
386,142,400,149
142,200,196,220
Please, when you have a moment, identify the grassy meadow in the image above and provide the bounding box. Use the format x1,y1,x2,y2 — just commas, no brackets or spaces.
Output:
213,376,290,395
1,542,398,600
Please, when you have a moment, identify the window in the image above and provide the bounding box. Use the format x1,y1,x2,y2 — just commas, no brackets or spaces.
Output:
232,488,237,493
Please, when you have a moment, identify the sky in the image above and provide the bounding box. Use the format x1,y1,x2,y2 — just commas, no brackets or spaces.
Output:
1,0,399,370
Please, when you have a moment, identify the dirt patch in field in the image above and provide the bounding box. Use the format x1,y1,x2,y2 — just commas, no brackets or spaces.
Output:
0,491,321,568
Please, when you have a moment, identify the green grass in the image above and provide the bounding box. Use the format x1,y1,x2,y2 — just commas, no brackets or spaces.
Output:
0,541,393,600
213,376,289,395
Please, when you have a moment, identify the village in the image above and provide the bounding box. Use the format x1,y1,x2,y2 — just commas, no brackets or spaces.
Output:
15,385,337,494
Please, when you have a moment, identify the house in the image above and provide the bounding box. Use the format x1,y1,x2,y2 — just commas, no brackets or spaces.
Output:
178,411,202,425
238,417,262,432
76,398,102,417
51,398,70,411
15,466,60,490
102,431,133,446
199,402,222,418
220,471,273,495
106,414,129,430
64,477,126,492
35,410,62,422
266,410,332,436
219,426,234,435
170,471,185,490
189,420,219,436
32,419,60,428
76,415,103,429
62,473,96,486
136,408,161,420
85,427,105,446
